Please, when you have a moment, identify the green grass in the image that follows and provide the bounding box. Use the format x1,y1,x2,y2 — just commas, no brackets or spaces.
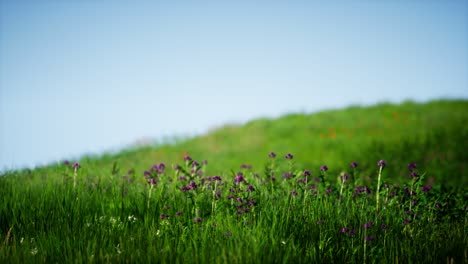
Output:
0,99,467,263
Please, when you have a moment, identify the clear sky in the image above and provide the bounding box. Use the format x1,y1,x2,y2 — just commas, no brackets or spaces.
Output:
1,0,467,170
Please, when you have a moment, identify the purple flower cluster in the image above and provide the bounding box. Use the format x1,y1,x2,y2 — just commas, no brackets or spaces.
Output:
234,173,245,184
320,165,328,172
72,162,80,170
285,153,294,160
350,161,358,168
377,160,387,167
362,221,373,229
339,227,357,236
355,185,371,195
181,181,198,192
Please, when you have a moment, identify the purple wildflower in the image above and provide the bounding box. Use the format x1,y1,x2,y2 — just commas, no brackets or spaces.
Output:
326,189,332,195
421,185,432,193
380,224,387,230
340,173,349,182
184,155,192,161
246,185,255,192
403,218,411,225
234,173,245,184
340,227,349,233
320,165,328,172
349,229,357,235
188,181,198,190
290,190,298,196
227,195,235,200
282,173,293,179
285,153,294,159
409,171,419,178
407,162,417,170
363,221,373,229
202,160,208,165
193,217,203,224
63,160,70,166
143,170,151,177
212,176,222,181
72,162,80,170
377,160,387,167
268,152,276,158
176,211,182,216
365,235,375,242
147,178,158,186
303,170,311,176
236,197,243,203
248,199,257,207
160,213,169,220
178,175,187,181
174,165,181,171
350,161,358,168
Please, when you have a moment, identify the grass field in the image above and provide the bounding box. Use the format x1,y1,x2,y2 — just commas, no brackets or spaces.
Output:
1,99,467,263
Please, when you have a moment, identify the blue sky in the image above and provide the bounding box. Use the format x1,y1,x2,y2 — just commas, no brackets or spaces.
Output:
1,0,467,170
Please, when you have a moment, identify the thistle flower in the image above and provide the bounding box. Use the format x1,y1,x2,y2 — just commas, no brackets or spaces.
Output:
188,181,198,189
72,162,80,170
380,224,387,230
193,217,203,224
363,221,373,229
63,160,70,166
320,165,328,172
174,165,181,171
248,199,257,206
377,160,387,167
340,173,349,182
350,162,358,168
202,160,208,165
160,214,169,220
409,171,419,178
212,176,222,181
282,173,293,179
176,211,182,216
234,173,245,184
268,152,276,158
285,153,293,159
303,170,311,176
326,189,332,195
407,162,417,170
421,185,432,193
290,190,298,196
246,185,255,192
348,229,357,235
147,178,158,186
184,155,192,161
340,227,350,233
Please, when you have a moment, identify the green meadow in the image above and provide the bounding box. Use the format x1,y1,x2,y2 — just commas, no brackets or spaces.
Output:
1,99,467,263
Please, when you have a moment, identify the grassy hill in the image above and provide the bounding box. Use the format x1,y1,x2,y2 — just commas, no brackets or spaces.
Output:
43,99,467,187
1,99,467,263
